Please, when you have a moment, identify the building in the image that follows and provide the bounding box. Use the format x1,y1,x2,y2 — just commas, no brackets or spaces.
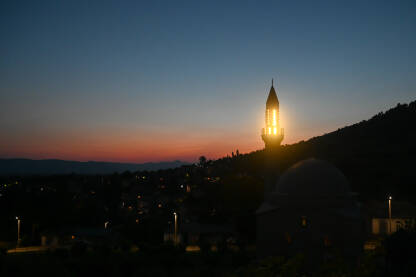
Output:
256,82,363,261
164,222,235,252
261,80,284,196
365,200,416,236
257,159,363,259
261,79,284,148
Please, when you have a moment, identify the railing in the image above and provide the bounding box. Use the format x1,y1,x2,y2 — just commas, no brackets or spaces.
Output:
261,127,285,137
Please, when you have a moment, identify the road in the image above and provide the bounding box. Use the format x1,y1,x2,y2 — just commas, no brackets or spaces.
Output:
7,246,49,254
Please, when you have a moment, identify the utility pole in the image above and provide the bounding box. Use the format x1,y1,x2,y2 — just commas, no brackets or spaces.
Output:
173,212,178,245
16,216,21,247
388,196,392,234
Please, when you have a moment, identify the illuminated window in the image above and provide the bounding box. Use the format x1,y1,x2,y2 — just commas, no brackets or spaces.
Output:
268,127,271,134
301,216,307,227
266,109,270,125
273,127,277,134
273,109,277,126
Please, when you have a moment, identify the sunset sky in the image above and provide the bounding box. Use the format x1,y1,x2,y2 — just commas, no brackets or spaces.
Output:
1,0,416,163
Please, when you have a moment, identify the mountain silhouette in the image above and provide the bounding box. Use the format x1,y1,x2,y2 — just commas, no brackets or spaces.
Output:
0,159,188,175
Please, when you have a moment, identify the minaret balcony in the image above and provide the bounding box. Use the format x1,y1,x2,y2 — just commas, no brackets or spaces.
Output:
262,127,284,137
262,128,284,149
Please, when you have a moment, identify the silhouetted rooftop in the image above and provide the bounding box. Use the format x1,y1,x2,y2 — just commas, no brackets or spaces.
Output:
277,158,351,196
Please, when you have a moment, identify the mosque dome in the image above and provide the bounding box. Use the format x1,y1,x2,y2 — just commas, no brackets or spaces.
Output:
276,158,351,196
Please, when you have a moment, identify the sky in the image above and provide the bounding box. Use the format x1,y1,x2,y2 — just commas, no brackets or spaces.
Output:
1,0,415,163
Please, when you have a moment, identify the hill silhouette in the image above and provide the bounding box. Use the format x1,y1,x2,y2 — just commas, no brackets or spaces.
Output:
217,100,416,203
284,101,415,201
0,159,188,175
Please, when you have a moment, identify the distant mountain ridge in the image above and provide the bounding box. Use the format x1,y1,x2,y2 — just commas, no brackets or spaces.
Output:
0,158,189,175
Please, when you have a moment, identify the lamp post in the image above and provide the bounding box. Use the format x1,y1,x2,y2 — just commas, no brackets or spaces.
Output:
15,216,21,247
173,212,177,246
388,196,392,234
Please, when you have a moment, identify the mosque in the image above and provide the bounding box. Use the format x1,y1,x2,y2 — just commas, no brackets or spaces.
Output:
256,81,364,259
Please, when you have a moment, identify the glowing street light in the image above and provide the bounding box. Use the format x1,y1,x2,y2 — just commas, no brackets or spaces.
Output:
388,196,392,234
15,216,21,246
173,212,178,246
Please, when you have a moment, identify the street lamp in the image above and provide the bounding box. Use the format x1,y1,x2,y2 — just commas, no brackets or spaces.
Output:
15,216,21,247
388,196,392,234
173,212,178,246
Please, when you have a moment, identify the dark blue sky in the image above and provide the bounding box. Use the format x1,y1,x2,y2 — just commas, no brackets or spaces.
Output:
1,0,415,162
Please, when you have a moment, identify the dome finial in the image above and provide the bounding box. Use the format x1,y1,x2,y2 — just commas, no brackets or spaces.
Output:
272,78,274,87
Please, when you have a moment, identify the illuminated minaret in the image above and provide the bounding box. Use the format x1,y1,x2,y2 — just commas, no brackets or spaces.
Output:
262,79,284,196
262,79,284,148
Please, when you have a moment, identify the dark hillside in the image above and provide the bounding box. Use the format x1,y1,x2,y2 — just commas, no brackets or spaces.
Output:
298,101,416,200
220,101,416,203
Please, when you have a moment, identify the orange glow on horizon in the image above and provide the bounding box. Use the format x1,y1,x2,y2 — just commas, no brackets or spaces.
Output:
0,106,329,163
0,126,269,163
0,128,324,163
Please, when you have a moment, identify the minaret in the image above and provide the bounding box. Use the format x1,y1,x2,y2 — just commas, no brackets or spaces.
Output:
261,79,284,196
